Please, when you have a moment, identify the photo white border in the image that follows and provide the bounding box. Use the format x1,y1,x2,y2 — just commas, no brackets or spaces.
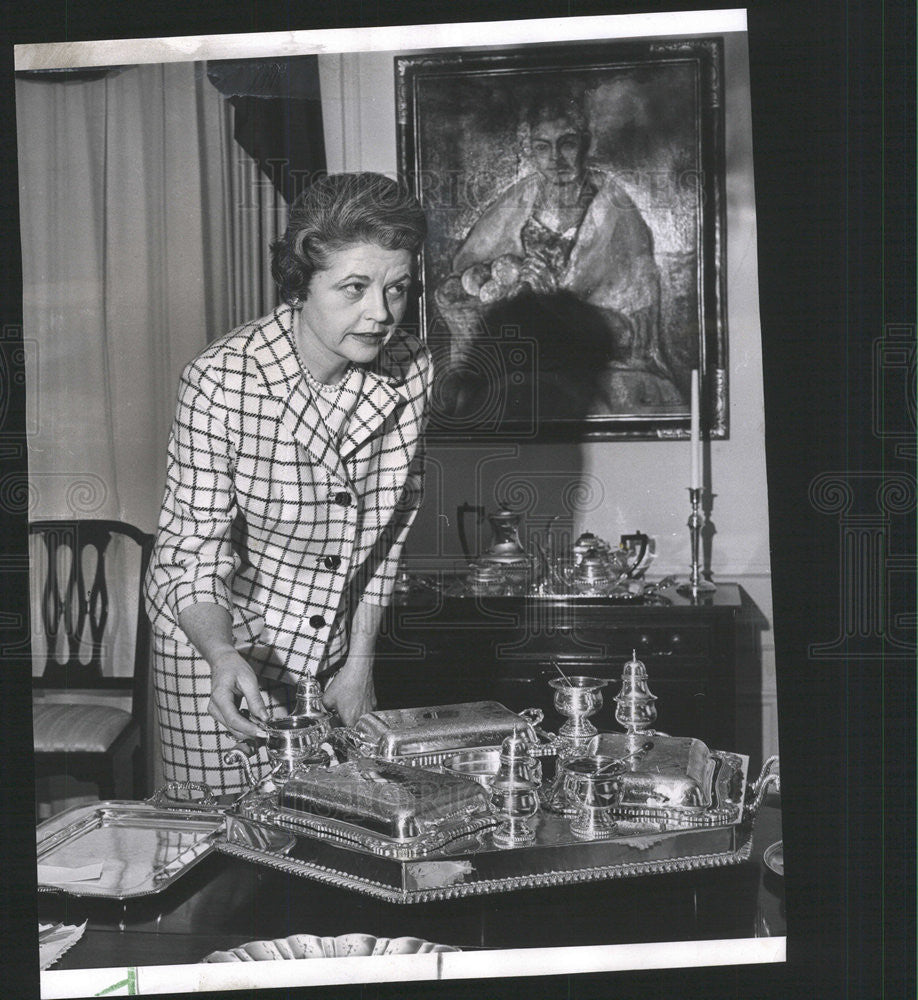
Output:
41,937,785,998
15,9,747,68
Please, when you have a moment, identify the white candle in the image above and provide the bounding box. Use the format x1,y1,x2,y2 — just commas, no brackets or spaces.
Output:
690,369,701,489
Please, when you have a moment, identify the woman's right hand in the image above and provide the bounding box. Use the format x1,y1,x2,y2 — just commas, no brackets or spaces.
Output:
207,650,269,739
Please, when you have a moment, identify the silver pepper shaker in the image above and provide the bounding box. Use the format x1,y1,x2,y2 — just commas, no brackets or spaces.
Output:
489,732,541,848
614,649,658,734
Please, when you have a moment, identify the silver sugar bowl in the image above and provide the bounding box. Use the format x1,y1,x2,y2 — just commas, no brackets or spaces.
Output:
549,674,609,749
262,676,333,780
261,714,330,781
562,755,621,840
489,732,541,848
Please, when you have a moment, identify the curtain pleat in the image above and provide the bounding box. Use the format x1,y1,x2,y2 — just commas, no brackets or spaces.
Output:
228,136,287,325
18,63,232,531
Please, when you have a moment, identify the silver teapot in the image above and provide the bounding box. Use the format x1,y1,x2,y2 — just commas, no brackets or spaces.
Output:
571,531,652,589
571,546,615,595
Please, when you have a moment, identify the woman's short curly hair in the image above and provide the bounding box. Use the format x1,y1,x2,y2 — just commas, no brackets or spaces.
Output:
271,172,427,304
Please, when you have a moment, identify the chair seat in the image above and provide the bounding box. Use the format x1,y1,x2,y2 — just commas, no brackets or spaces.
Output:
32,701,134,754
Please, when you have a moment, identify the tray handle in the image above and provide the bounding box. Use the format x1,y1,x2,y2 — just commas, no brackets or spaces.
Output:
223,739,264,788
330,726,365,755
147,781,219,811
517,706,544,729
744,755,780,820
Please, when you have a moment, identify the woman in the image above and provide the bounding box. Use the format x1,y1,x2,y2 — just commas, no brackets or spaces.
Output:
144,173,432,793
438,95,682,412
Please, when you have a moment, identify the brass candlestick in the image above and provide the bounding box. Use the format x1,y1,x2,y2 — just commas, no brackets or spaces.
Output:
677,487,716,597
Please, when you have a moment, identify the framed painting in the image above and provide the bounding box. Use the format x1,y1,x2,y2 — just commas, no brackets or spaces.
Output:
396,38,727,440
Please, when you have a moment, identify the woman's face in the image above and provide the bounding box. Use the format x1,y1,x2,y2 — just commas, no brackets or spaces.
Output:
529,116,589,186
296,241,413,381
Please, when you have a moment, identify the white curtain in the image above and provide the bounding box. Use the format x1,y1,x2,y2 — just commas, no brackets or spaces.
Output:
17,61,286,534
228,149,289,327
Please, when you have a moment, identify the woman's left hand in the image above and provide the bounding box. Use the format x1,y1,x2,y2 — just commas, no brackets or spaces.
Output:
519,254,557,295
322,659,377,726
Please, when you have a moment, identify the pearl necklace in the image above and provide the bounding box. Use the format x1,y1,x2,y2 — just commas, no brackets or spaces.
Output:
292,306,352,396
302,363,352,396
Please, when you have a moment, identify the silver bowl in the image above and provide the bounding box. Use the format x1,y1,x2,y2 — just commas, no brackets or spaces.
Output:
442,748,542,787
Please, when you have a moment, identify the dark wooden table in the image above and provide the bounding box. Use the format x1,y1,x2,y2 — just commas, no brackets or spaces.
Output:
38,802,784,971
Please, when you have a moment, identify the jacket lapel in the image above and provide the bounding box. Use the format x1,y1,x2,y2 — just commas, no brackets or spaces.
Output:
339,371,408,461
250,306,347,483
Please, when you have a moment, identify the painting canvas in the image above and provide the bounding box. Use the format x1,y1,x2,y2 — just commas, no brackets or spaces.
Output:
397,39,727,439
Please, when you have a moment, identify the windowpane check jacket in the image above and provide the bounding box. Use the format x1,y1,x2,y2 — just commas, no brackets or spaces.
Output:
144,304,433,679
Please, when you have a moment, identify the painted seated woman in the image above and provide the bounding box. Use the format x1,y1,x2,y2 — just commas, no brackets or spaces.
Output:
436,95,682,417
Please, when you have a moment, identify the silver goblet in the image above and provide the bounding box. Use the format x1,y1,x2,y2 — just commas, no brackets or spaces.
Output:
549,675,609,747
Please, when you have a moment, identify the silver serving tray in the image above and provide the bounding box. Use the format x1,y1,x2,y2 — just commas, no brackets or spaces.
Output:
36,789,295,900
343,701,555,766
219,808,754,904
215,752,776,903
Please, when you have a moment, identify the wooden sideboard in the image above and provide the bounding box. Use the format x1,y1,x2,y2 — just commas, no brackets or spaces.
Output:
374,583,765,755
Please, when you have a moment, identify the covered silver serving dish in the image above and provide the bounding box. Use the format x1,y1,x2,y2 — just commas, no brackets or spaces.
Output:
340,701,554,766
235,756,497,860
544,734,747,829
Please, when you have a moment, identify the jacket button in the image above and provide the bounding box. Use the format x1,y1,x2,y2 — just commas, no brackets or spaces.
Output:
323,555,342,570
334,490,353,507
309,614,326,629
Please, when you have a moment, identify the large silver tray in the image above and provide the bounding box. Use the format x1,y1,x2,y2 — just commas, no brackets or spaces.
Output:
219,809,753,904
217,751,771,903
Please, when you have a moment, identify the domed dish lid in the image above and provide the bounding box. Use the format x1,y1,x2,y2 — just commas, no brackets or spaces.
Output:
575,732,716,811
277,757,492,843
351,701,540,759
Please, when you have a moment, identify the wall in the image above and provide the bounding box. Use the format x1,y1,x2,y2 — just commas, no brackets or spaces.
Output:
318,32,778,763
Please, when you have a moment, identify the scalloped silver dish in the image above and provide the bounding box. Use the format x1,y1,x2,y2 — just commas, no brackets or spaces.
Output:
202,933,459,962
